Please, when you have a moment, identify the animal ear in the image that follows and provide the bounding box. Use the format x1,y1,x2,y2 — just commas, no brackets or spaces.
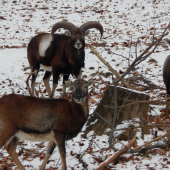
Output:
87,79,94,86
65,81,72,87
65,31,71,36
84,30,90,36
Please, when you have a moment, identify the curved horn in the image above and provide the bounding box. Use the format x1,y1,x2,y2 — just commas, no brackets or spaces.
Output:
79,21,103,38
51,21,77,38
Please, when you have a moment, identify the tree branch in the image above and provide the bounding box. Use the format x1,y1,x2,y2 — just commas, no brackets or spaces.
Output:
90,46,130,88
130,133,168,153
94,111,111,126
104,96,170,110
95,136,136,170
116,30,169,84
105,124,170,134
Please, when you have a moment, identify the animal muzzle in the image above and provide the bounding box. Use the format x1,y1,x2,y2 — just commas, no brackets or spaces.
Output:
73,96,86,103
74,40,83,49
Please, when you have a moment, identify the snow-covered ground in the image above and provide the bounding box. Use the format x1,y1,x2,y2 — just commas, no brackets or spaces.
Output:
0,0,170,169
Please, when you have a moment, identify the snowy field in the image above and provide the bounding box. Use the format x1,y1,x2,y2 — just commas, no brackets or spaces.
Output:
0,0,170,169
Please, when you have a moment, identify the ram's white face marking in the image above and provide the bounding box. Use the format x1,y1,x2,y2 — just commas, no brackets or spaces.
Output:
74,39,83,49
40,64,52,72
39,34,52,57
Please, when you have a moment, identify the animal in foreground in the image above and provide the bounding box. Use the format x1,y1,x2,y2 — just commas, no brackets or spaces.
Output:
0,79,93,170
26,21,103,98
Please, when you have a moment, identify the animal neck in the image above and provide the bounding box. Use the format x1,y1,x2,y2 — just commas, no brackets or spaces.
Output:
71,97,89,119
76,49,81,56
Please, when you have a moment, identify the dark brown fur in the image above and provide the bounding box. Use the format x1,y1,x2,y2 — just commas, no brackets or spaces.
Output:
0,79,93,170
27,33,85,98
27,21,103,98
163,55,170,96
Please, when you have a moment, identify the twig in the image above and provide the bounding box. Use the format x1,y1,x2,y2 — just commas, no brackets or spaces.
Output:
90,46,130,88
104,96,170,110
126,74,164,89
128,35,133,66
95,136,136,170
94,111,111,126
131,83,153,89
132,144,170,153
108,82,115,103
135,41,138,59
116,29,169,84
77,122,102,169
105,124,170,134
109,81,118,152
130,133,168,153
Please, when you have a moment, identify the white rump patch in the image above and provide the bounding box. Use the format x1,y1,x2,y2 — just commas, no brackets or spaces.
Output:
40,64,52,72
39,34,52,57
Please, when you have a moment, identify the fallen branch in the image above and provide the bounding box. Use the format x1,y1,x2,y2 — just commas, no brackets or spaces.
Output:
105,124,170,134
126,74,165,90
130,133,168,153
104,96,170,110
95,136,136,170
133,144,170,153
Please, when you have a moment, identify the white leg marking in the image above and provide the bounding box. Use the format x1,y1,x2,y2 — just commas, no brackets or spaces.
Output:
40,64,52,72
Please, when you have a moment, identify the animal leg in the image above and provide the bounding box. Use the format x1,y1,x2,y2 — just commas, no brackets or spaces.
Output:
63,74,70,96
0,125,16,148
166,85,170,97
53,133,67,170
50,71,60,98
43,71,52,97
165,85,170,118
165,101,170,118
49,84,57,98
39,141,56,170
31,68,39,96
7,136,25,170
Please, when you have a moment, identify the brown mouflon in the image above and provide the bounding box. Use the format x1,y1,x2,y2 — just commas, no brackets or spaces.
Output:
0,79,93,170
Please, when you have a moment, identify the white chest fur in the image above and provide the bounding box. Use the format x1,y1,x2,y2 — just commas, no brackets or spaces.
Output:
15,130,54,142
